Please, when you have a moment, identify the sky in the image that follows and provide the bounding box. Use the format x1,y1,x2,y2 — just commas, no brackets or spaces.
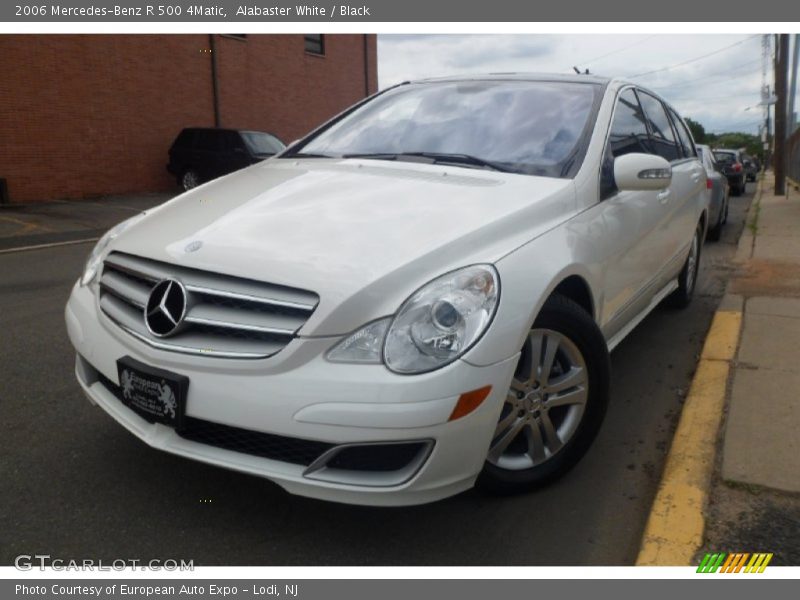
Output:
376,34,797,136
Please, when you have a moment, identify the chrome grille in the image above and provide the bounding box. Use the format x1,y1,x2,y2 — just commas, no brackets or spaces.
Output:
98,252,319,359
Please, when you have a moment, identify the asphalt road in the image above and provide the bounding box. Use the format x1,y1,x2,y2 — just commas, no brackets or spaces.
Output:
0,188,753,566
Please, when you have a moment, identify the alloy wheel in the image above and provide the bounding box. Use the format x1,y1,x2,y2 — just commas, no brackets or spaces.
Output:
488,328,588,471
182,170,199,190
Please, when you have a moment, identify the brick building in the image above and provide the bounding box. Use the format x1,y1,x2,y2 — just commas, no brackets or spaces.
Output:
0,34,378,204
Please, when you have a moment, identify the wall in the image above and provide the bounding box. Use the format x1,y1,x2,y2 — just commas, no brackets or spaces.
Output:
0,34,378,203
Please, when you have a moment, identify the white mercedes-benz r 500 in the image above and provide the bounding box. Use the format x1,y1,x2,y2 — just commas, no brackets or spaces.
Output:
66,74,709,505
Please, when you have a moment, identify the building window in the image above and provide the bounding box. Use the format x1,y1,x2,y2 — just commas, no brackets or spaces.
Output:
222,34,248,41
304,34,325,55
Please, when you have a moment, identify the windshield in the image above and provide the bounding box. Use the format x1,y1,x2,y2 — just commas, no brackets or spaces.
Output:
287,80,602,178
242,132,285,155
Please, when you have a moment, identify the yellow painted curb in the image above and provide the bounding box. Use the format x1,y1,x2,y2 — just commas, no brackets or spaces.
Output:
700,311,742,361
636,309,742,566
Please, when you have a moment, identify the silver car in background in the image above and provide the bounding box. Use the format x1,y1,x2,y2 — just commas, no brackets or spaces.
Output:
697,144,729,241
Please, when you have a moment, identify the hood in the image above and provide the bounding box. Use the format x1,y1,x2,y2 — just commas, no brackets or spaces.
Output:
113,159,575,335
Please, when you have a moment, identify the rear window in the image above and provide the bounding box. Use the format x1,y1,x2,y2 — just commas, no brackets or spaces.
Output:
242,132,285,155
172,129,196,149
713,151,736,164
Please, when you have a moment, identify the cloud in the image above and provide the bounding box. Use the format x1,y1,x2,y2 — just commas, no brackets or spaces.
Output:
377,34,777,134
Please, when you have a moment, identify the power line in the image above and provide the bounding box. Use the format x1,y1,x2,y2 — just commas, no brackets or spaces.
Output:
630,35,760,78
571,35,655,70
648,59,762,91
674,91,761,103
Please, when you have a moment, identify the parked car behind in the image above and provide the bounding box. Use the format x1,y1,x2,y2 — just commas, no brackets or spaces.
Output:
167,128,286,191
697,144,729,241
712,148,747,196
68,74,708,506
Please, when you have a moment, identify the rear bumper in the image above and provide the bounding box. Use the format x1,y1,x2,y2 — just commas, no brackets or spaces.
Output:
725,173,744,187
66,281,518,506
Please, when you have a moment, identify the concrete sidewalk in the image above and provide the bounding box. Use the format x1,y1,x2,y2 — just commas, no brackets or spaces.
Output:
703,172,800,564
724,172,800,493
637,172,800,566
0,193,173,252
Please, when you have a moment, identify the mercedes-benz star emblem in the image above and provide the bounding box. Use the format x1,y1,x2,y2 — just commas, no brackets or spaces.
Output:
144,279,188,338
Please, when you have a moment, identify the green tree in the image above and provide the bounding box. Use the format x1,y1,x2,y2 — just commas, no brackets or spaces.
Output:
685,117,707,144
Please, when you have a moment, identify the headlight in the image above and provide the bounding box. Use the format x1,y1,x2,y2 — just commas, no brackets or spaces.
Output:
79,213,146,286
384,265,499,373
327,265,499,374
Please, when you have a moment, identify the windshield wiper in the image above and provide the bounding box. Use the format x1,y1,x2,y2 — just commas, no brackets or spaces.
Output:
343,152,512,173
283,152,338,158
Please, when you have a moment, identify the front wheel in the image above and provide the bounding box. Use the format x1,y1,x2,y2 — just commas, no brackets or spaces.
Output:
477,295,610,494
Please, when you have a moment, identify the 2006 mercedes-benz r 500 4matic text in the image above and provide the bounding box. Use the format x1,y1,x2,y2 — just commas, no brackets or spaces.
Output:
66,74,709,506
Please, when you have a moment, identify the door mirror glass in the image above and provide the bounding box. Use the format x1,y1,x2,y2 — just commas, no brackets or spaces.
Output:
614,153,672,191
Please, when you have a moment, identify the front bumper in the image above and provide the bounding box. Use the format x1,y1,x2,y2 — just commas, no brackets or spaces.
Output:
66,281,518,506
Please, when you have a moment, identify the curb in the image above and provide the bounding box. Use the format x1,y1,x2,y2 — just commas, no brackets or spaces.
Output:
635,176,764,566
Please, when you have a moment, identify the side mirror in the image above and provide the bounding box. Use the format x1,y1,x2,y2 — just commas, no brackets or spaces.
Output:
614,153,672,191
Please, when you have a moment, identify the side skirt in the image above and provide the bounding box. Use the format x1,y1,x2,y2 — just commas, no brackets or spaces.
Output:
606,279,679,352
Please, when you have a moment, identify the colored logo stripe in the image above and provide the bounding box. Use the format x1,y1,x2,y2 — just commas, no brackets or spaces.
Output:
697,552,773,573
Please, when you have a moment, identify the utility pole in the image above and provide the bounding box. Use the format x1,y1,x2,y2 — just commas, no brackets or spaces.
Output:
774,34,789,195
789,34,799,136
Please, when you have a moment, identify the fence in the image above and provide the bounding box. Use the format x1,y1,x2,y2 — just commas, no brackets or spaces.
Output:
789,128,800,189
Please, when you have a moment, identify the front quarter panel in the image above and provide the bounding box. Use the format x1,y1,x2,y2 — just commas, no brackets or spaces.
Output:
463,214,603,367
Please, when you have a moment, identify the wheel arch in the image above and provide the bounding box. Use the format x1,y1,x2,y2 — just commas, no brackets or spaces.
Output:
549,275,595,322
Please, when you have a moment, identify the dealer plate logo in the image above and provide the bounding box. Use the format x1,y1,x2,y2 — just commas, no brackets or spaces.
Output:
120,368,178,420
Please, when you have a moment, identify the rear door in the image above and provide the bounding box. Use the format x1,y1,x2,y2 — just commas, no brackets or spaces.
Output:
666,105,706,260
639,92,701,275
196,129,235,181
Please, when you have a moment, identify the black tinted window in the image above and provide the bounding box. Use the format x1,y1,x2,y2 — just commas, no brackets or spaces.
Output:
294,80,601,178
224,131,246,151
669,108,696,157
638,93,680,162
172,129,195,148
195,130,224,151
608,89,650,158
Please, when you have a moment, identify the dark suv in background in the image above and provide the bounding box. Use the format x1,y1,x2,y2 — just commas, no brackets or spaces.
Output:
167,128,286,190
712,148,747,196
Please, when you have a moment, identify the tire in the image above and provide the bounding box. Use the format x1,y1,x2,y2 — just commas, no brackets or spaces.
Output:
477,294,610,495
722,196,729,224
180,169,200,191
666,221,703,309
707,201,724,242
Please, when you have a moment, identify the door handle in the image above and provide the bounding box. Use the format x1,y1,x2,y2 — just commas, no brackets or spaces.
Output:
657,189,671,204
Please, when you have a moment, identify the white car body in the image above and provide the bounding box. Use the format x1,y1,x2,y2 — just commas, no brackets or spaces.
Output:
66,74,709,505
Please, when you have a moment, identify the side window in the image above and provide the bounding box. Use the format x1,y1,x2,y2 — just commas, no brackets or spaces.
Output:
607,89,651,158
195,130,220,152
638,92,681,162
225,131,246,151
601,88,650,198
669,108,697,158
